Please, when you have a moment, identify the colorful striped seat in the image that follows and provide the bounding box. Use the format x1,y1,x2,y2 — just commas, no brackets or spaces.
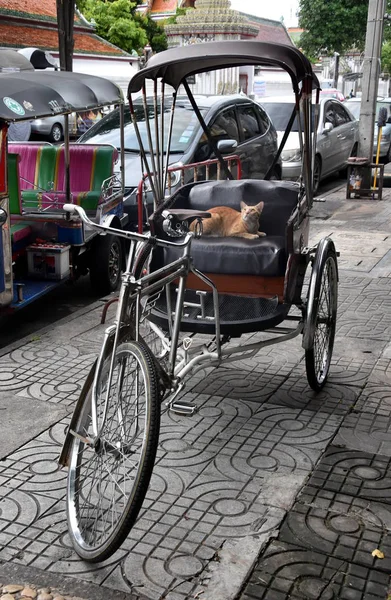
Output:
8,143,118,212
10,222,32,259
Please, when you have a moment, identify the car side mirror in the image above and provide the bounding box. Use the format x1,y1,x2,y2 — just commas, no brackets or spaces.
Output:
0,207,7,227
322,122,334,134
217,139,238,154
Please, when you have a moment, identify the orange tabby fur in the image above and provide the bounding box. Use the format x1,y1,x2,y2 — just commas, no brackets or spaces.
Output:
191,201,266,239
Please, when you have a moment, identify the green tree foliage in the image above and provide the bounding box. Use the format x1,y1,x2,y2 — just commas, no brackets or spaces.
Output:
76,0,167,54
165,7,187,25
139,14,168,53
298,0,368,57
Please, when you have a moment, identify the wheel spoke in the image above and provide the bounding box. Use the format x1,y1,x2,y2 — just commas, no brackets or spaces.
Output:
306,252,337,390
67,342,160,561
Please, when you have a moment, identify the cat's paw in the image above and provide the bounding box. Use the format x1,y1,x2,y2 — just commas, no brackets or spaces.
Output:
258,232,267,237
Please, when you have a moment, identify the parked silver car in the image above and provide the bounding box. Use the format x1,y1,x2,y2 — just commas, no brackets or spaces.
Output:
344,97,391,162
260,96,359,193
30,113,79,143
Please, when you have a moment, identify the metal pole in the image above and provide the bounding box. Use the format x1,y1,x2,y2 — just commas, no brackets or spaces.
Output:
359,0,386,186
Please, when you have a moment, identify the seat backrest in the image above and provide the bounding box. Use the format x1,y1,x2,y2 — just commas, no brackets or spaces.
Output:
187,179,299,236
8,143,57,192
7,153,22,215
55,144,117,194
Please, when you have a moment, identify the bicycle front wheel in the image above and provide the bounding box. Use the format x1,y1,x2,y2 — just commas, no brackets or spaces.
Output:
67,341,160,562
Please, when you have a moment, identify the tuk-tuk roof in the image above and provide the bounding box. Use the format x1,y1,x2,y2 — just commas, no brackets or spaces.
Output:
0,49,34,72
128,41,320,95
0,71,123,122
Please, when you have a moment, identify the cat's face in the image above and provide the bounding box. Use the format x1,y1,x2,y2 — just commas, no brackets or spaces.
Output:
240,201,264,224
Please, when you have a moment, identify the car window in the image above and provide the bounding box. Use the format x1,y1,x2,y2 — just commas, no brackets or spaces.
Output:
324,102,338,127
237,105,262,140
332,102,351,125
193,108,239,163
80,102,206,153
209,108,240,143
255,105,270,135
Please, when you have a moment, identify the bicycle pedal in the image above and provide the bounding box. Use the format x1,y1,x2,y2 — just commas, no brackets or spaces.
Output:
169,400,198,416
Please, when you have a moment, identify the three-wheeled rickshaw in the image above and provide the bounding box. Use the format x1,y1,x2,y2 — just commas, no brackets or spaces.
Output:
59,41,338,563
0,70,127,313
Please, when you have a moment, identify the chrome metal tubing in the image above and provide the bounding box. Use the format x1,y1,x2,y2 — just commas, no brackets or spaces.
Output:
190,266,221,359
169,271,187,376
163,92,177,198
119,104,125,193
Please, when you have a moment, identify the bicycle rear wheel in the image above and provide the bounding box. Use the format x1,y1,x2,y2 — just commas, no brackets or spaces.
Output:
66,341,160,562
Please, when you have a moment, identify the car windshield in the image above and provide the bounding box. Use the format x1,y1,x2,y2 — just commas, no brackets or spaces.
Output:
261,102,313,132
346,100,390,122
80,102,206,153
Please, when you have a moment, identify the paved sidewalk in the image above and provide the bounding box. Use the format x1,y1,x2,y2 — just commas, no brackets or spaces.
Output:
0,179,391,599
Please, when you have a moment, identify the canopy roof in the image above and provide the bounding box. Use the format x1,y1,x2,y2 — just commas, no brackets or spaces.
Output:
129,40,320,95
0,70,123,122
0,48,34,72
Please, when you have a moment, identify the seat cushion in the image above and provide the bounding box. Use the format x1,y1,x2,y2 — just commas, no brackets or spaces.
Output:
10,221,32,259
186,179,299,237
158,235,287,277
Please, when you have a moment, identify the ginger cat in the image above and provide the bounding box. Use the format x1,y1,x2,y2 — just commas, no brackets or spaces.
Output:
191,201,266,239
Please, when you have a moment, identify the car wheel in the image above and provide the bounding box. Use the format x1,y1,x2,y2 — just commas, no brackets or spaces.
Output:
49,123,63,143
313,155,321,195
89,234,123,295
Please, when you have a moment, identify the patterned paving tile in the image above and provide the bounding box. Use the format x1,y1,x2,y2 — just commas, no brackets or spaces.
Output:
240,540,389,600
354,373,391,417
336,310,391,341
306,446,391,503
279,500,391,573
298,487,391,534
0,342,95,405
192,366,285,402
333,411,391,456
267,377,359,415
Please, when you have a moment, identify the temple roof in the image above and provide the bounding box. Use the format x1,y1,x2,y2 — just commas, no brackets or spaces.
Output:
0,0,131,57
239,13,293,46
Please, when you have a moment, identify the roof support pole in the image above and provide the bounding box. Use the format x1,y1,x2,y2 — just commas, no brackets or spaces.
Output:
359,0,386,186
56,0,74,72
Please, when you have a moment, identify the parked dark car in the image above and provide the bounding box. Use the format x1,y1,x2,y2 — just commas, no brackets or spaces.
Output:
78,95,281,228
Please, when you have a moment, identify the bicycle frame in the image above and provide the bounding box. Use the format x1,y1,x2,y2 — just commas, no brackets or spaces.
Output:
63,204,303,438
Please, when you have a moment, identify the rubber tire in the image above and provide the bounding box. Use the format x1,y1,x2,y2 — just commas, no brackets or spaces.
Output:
305,248,338,392
49,123,63,143
66,341,160,562
313,155,321,196
89,234,122,295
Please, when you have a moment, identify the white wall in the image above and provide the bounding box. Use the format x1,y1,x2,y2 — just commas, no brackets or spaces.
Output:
73,57,139,98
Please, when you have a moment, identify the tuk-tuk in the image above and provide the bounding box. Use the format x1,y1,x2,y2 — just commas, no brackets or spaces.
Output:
0,70,127,312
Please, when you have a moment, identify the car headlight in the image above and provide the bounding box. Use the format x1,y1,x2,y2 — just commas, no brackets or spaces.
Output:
281,148,302,162
167,162,183,188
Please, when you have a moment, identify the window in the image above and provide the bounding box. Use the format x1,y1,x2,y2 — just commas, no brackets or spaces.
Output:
209,109,239,143
332,102,351,126
237,105,262,140
194,108,239,162
255,105,270,135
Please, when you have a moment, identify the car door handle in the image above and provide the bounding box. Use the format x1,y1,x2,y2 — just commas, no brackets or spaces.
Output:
337,134,346,139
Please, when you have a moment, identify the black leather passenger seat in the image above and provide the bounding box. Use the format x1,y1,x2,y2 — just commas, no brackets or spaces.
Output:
152,179,299,277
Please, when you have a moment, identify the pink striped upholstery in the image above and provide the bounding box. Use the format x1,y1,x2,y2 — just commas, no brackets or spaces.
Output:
56,145,96,192
8,143,40,190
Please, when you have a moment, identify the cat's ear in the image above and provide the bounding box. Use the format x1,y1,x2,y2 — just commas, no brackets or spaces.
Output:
256,201,264,214
240,201,247,210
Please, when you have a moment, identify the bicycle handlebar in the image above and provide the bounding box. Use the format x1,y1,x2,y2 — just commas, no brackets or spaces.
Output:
62,204,193,249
